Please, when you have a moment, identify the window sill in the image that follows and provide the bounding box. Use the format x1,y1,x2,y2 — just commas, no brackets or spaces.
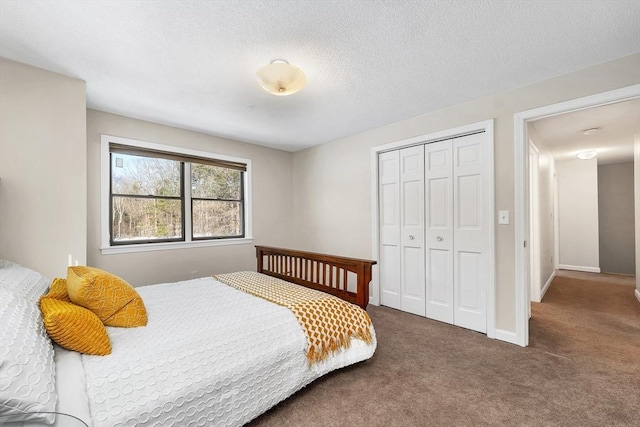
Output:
100,237,254,255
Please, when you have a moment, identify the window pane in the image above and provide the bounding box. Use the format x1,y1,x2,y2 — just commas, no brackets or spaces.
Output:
191,164,241,200
112,154,181,197
112,197,182,241
192,200,242,238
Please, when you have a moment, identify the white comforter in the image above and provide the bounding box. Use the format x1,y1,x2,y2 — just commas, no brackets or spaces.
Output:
69,277,375,427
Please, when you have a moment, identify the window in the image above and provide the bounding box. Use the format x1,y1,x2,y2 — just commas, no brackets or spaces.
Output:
101,135,252,253
111,153,184,243
190,163,243,239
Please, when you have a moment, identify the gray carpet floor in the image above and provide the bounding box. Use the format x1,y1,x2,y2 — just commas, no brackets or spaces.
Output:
249,271,640,426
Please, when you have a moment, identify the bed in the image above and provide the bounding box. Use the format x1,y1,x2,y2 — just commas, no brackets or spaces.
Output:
0,247,377,427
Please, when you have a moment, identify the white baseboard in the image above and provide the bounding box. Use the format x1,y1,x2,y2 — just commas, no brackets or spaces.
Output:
540,271,556,300
493,328,523,346
635,289,640,304
558,264,601,273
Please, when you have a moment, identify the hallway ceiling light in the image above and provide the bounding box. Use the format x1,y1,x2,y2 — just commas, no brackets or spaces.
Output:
576,150,598,160
256,59,306,96
582,127,600,135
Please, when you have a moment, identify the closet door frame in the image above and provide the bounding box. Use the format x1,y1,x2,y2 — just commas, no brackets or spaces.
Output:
371,119,496,339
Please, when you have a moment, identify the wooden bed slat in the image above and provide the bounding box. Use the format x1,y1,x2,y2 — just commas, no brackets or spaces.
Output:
255,246,377,309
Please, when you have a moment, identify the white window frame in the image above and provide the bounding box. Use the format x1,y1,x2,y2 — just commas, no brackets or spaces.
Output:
100,135,253,254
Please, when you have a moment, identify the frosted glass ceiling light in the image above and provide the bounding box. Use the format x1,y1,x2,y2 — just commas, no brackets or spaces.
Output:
576,150,598,160
582,127,600,135
256,60,306,96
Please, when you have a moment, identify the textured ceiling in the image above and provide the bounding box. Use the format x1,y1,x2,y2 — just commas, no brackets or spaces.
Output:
1,0,639,152
531,99,640,165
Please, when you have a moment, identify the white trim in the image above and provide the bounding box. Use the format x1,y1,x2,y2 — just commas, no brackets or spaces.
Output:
100,135,253,254
634,133,640,294
635,289,640,304
558,264,601,273
373,120,490,153
243,158,253,240
370,119,496,338
100,138,111,249
100,238,254,255
493,328,520,346
540,270,555,300
184,162,193,243
485,120,496,339
513,84,640,348
370,148,381,306
553,167,559,270
103,134,253,165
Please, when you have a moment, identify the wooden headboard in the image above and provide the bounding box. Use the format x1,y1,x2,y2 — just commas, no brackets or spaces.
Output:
255,246,376,309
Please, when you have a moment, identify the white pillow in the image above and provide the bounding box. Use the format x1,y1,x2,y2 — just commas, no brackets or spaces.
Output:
0,289,57,423
0,260,50,302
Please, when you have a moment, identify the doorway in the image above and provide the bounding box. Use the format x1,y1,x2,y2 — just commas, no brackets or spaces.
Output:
514,84,640,346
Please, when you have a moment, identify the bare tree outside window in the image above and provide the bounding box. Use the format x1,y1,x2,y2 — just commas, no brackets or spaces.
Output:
110,151,244,245
191,163,243,238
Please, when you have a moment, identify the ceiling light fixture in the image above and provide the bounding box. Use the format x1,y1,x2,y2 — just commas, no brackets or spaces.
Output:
582,127,600,135
256,59,306,96
576,150,598,160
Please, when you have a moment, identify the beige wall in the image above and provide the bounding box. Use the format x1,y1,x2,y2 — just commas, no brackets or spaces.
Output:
556,158,600,271
86,110,292,286
3,53,639,328
0,58,87,278
537,149,556,289
291,54,640,333
598,162,635,275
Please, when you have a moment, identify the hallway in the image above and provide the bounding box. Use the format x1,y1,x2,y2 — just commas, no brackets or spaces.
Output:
530,270,639,392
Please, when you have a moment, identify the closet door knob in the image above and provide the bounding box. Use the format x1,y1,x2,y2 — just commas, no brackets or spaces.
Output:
409,235,415,240
437,236,443,241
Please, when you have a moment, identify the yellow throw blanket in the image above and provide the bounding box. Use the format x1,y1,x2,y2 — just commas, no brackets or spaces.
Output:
213,271,373,365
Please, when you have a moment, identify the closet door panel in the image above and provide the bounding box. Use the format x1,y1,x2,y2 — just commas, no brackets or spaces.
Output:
379,151,401,310
453,134,487,333
457,251,481,310
425,140,454,323
403,246,424,304
400,145,425,316
456,174,483,251
381,244,400,305
427,249,450,303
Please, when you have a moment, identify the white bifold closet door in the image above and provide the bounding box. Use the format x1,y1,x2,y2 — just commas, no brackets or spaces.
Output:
378,145,426,316
379,150,401,310
451,133,487,333
425,140,454,324
399,146,425,316
379,132,488,334
425,134,487,333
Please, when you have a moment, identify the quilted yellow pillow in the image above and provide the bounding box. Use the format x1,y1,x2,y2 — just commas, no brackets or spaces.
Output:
39,297,111,355
42,278,71,302
67,266,147,328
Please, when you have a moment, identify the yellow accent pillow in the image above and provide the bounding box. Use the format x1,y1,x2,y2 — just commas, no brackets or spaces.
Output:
42,278,71,302
39,297,111,355
66,266,147,328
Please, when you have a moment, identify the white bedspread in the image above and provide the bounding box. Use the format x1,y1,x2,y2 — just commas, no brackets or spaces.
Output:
76,277,375,427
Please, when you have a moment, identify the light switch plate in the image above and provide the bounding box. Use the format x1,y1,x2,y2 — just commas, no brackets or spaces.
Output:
498,210,509,225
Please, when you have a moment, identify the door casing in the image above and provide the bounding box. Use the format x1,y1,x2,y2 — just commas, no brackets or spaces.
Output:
513,84,640,347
